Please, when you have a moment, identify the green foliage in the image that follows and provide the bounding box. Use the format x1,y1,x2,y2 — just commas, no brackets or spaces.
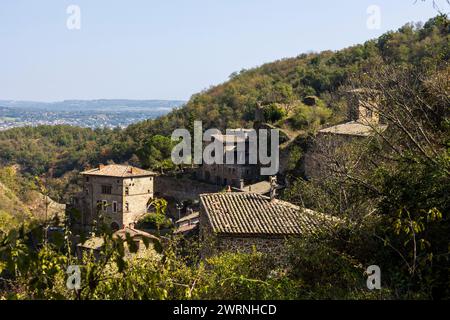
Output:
288,102,332,130
0,125,133,176
136,135,176,171
263,103,287,123
201,250,299,300
138,213,172,230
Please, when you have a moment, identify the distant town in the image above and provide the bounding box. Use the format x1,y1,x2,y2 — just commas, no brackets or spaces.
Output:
0,99,185,130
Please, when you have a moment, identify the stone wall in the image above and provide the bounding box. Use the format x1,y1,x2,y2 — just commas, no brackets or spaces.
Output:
154,175,222,202
123,176,154,226
302,133,364,180
216,236,288,255
199,207,292,259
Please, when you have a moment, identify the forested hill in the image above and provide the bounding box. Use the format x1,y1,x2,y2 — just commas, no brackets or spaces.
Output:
126,15,449,138
0,15,448,180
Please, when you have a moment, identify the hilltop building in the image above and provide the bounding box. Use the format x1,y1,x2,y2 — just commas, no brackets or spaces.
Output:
174,210,200,236
196,129,261,189
196,106,282,189
303,89,388,179
69,164,156,231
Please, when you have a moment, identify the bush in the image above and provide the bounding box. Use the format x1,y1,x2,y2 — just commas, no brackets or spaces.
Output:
138,213,172,230
263,103,287,123
289,103,332,130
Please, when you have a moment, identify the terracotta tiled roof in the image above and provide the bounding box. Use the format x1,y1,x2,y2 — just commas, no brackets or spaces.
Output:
78,227,159,250
174,224,199,234
176,211,200,224
81,164,156,177
239,181,272,194
200,193,337,237
114,227,159,241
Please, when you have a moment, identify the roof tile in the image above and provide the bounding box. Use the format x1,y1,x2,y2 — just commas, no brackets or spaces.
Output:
200,193,337,237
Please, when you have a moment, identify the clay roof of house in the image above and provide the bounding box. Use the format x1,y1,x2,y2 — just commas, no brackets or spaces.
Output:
318,121,388,137
200,193,338,237
239,181,272,194
176,211,200,224
77,227,159,250
81,164,156,178
114,227,159,241
174,224,199,234
78,236,104,250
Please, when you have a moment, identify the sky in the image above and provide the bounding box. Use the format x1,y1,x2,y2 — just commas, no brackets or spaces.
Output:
0,0,447,102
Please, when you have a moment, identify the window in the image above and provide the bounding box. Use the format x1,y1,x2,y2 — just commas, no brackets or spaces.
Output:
101,185,112,195
112,201,117,213
85,188,89,195
102,200,107,211
110,222,120,231
86,177,89,182
96,200,102,211
125,202,129,212
125,186,129,196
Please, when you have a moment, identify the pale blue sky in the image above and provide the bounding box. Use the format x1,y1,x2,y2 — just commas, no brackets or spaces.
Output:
0,0,447,102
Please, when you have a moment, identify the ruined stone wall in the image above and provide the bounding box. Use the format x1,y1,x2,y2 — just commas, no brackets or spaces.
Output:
302,133,363,180
216,236,288,256
154,175,222,202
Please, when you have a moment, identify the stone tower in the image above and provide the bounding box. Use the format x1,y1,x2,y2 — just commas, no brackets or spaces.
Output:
347,89,380,125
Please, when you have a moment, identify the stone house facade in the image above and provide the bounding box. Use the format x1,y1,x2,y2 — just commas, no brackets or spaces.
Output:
199,192,336,258
71,164,156,231
197,129,260,189
303,89,388,179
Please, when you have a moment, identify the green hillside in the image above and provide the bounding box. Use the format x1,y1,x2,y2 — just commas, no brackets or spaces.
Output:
0,15,447,179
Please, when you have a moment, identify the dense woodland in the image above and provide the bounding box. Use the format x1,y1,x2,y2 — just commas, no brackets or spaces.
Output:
0,15,448,299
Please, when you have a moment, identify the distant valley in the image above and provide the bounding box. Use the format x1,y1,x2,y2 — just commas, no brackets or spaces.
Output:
0,99,186,130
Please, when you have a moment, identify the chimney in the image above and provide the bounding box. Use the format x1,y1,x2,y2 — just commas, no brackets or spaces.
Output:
99,164,105,170
129,167,134,174
269,176,277,202
227,185,232,193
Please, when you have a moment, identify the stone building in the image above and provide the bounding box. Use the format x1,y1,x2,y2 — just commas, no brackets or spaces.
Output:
174,210,200,236
199,192,336,258
196,129,261,189
196,104,287,189
303,89,388,179
77,227,159,259
70,164,156,231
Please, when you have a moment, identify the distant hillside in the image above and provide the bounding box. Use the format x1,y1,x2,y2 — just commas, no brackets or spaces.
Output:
125,15,449,139
0,166,65,234
0,181,31,233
